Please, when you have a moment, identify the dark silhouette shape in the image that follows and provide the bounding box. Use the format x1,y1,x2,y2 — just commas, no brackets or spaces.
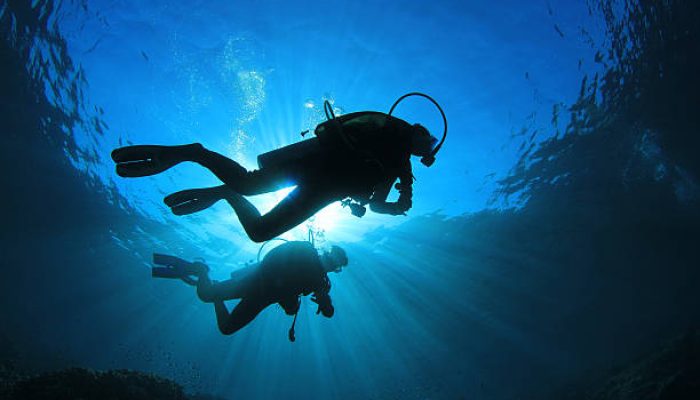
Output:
152,241,348,336
111,112,438,242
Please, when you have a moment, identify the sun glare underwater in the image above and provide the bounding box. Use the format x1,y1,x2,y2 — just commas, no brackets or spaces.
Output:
2,0,700,399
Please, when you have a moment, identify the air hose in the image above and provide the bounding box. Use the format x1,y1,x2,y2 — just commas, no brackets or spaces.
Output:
288,298,301,342
256,238,289,263
388,92,447,167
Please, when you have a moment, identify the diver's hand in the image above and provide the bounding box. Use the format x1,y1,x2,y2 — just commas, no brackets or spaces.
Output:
311,294,334,317
321,304,334,318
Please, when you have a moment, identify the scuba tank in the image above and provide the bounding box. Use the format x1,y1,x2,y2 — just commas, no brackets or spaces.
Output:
256,101,351,169
257,137,322,169
258,93,447,170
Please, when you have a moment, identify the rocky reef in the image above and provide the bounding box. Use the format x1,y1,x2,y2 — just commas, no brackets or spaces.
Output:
0,366,227,400
585,331,699,400
548,331,700,400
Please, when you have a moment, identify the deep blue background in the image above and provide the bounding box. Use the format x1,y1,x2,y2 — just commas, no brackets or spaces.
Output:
1,1,699,399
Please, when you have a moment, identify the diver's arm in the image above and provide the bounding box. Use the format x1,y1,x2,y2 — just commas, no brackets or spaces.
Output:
311,291,334,318
311,276,334,318
368,179,393,213
369,170,413,216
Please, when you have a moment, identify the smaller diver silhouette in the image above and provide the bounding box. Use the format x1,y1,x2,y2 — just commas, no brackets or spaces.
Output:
152,241,348,338
111,93,447,243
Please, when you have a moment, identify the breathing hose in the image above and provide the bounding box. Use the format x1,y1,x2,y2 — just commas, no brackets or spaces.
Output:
288,298,301,342
256,238,289,263
388,92,447,166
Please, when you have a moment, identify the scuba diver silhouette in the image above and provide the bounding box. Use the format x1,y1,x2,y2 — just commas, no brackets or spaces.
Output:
111,93,447,242
151,241,348,340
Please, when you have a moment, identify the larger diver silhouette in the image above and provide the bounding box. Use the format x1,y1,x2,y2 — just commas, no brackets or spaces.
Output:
112,93,447,242
151,241,348,340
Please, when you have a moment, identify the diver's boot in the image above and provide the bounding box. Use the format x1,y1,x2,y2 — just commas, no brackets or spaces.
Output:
163,185,231,216
111,143,204,177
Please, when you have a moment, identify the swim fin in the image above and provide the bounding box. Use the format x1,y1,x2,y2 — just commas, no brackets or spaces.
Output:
111,144,201,178
164,186,227,216
152,253,209,276
151,266,197,286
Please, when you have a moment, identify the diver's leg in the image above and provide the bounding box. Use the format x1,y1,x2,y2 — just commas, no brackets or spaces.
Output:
196,274,252,303
196,264,263,303
223,185,333,242
214,298,271,335
190,148,294,195
113,144,292,194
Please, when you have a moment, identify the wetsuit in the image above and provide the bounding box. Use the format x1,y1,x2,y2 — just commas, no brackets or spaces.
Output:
196,241,333,335
190,112,416,241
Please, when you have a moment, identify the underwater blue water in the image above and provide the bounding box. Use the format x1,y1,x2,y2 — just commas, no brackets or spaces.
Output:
57,0,602,241
4,0,699,399
6,0,603,394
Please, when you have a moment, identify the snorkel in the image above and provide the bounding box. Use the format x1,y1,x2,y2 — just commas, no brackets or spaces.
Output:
388,92,447,167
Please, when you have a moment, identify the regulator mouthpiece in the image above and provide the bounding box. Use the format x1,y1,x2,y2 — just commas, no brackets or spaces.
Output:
421,155,436,167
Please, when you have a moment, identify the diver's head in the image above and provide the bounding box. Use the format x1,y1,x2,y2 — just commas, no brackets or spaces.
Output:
321,245,348,273
410,124,439,158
